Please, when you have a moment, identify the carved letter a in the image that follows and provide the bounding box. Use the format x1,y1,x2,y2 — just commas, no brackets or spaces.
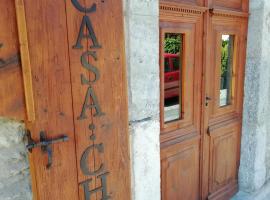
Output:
73,15,101,49
77,86,105,120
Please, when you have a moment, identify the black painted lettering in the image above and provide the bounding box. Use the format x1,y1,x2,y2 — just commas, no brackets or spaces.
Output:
81,51,100,84
73,15,101,49
80,172,110,200
78,86,104,120
71,0,96,13
80,143,104,176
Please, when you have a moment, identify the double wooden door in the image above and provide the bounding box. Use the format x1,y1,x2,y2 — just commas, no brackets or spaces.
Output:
160,1,248,200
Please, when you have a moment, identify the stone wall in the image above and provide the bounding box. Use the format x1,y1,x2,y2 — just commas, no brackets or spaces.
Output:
123,0,161,200
263,1,270,183
239,0,270,194
0,118,31,200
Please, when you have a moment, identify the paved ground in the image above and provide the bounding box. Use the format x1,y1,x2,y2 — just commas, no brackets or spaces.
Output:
231,182,270,200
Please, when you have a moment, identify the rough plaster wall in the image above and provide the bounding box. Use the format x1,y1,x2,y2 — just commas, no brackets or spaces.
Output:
262,0,270,182
239,0,270,193
0,118,31,200
124,0,160,121
266,83,270,181
123,0,160,200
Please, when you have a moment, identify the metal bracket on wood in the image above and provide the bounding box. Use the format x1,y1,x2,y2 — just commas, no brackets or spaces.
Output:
207,127,211,135
26,130,69,169
209,8,214,15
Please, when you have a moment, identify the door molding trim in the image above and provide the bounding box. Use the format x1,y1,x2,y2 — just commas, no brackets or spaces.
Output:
160,2,207,18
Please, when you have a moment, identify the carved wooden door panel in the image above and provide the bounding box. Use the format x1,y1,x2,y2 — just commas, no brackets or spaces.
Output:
159,2,204,200
19,0,131,200
202,10,248,200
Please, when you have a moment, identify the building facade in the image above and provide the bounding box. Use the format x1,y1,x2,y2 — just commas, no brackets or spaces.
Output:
0,0,270,200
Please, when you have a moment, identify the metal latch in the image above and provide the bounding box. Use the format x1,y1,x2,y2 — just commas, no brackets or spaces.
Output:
26,130,69,169
205,96,212,106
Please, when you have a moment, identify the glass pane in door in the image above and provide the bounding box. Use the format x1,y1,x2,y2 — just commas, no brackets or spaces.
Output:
220,34,234,107
163,33,184,123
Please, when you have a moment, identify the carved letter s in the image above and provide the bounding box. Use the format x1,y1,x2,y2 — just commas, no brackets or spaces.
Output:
81,51,100,84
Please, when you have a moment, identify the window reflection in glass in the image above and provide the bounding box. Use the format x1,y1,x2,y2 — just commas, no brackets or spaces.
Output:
220,34,234,107
163,33,183,123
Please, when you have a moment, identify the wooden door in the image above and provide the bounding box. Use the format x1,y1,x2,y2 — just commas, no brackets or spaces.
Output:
202,9,248,200
160,1,248,200
159,2,205,199
17,0,131,199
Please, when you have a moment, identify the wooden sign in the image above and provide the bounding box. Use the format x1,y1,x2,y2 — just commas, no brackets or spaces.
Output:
70,1,117,198
10,0,132,199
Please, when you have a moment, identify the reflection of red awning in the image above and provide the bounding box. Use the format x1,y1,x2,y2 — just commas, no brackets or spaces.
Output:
164,53,180,58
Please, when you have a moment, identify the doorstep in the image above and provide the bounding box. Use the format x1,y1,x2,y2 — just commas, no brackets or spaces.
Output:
231,181,270,200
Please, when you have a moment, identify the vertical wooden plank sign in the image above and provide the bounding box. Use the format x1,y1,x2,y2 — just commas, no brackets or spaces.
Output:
66,0,131,199
17,0,130,199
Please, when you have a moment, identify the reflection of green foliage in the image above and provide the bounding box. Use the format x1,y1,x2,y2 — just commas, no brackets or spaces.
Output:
221,40,229,76
164,34,182,54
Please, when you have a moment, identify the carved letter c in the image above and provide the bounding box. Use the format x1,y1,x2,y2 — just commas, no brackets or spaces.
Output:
80,143,105,176
71,0,96,13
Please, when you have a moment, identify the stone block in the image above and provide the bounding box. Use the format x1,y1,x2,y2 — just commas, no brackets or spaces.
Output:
239,0,270,193
127,0,159,16
129,119,160,200
0,118,31,200
125,13,160,121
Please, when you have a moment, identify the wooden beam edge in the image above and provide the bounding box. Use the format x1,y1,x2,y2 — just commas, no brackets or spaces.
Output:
15,0,35,122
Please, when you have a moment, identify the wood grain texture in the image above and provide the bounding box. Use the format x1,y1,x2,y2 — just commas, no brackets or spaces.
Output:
65,1,131,199
23,0,79,199
161,137,200,200
0,0,26,120
207,0,249,12
15,0,35,122
22,0,130,199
